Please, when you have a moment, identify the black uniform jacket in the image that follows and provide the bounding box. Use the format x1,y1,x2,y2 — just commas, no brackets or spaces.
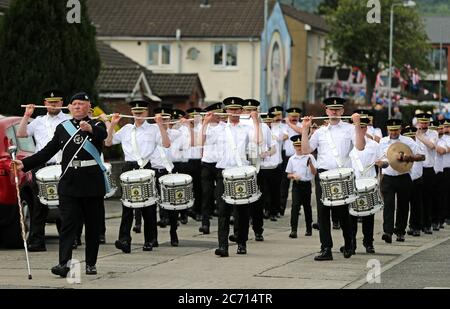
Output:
22,117,107,197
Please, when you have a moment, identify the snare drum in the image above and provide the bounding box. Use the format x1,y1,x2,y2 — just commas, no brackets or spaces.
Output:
35,165,62,206
222,166,261,205
349,178,383,217
158,173,194,210
104,162,117,199
319,168,357,206
120,169,157,208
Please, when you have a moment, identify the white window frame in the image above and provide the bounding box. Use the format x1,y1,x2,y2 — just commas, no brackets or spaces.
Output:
212,43,238,69
148,43,171,66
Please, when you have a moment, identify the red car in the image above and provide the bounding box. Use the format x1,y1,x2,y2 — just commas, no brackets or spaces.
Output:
0,115,35,248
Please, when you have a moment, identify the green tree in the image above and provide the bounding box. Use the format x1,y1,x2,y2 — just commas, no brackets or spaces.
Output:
325,0,431,104
0,0,100,116
317,0,339,15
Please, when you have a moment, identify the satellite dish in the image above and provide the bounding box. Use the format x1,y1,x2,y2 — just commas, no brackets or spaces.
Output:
187,47,200,60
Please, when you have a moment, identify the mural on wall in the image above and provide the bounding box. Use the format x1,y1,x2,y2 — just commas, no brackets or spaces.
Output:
260,2,292,112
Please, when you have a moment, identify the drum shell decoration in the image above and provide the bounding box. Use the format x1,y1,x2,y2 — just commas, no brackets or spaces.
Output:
158,173,194,210
349,178,383,217
319,168,357,206
120,169,158,208
104,162,117,199
222,166,261,205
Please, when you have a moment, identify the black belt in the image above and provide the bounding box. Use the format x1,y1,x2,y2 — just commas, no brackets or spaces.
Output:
45,162,58,166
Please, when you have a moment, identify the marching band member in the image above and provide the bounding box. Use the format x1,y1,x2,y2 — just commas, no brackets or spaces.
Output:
285,135,317,238
377,119,425,243
402,126,425,237
347,117,383,254
106,100,170,253
414,113,439,234
17,89,70,252
213,97,261,257
432,120,448,231
279,107,303,217
13,92,107,276
442,119,450,226
301,97,365,261
199,102,224,234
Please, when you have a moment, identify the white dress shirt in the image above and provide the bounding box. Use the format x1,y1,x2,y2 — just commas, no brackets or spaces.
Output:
269,123,286,165
201,122,223,164
168,127,187,163
349,137,381,179
410,140,424,181
285,154,317,182
182,123,203,160
248,122,272,163
434,136,447,173
283,121,303,157
112,122,161,162
215,121,253,169
416,129,438,168
378,135,423,176
442,134,450,168
308,121,357,170
27,111,70,163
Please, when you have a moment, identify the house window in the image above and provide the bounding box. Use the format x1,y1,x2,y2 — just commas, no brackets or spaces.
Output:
213,44,237,67
148,43,171,66
427,48,448,72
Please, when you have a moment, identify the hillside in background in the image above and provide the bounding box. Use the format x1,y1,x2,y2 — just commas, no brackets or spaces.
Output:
279,0,450,16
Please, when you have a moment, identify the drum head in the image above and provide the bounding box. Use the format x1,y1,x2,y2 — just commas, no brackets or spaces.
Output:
159,173,192,185
36,165,62,181
223,166,257,178
319,168,353,180
120,169,155,182
355,178,377,192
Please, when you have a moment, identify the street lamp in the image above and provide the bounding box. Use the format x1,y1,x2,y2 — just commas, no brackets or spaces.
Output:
387,0,416,118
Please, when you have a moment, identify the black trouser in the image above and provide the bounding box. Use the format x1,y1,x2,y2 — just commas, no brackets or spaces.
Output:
58,195,102,266
118,162,157,244
291,180,312,231
28,165,50,246
432,171,446,225
134,209,142,227
315,169,352,249
314,171,339,226
200,162,219,227
76,201,106,241
258,167,281,217
444,168,450,221
187,159,202,216
409,177,423,231
279,151,291,214
350,215,374,248
381,174,412,236
153,168,170,238
216,169,251,247
422,167,436,229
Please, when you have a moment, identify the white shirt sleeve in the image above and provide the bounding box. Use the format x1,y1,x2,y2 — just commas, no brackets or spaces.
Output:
285,157,294,173
112,125,126,145
308,130,319,152
309,154,318,168
26,117,38,136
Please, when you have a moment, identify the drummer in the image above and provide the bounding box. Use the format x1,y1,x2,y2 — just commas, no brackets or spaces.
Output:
348,117,385,254
377,119,425,243
105,98,170,253
301,97,365,261
210,96,261,257
16,89,70,252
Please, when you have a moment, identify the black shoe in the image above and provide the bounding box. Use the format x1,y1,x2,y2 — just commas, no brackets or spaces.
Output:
132,224,142,233
229,234,238,243
170,231,179,247
255,234,264,241
270,215,277,222
339,246,355,256
305,230,312,236
51,264,70,278
115,240,131,253
180,216,188,225
237,243,247,254
143,242,153,251
314,248,333,261
312,223,319,230
382,233,392,243
289,231,297,238
413,230,421,237
99,234,106,244
215,246,229,257
424,227,433,234
157,220,167,228
396,234,405,242
151,239,159,248
365,245,375,254
332,222,340,230
432,224,439,231
407,228,414,236
86,265,97,275
199,225,210,234
27,244,47,252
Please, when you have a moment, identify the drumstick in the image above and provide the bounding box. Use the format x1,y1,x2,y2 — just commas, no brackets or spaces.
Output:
20,105,69,109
